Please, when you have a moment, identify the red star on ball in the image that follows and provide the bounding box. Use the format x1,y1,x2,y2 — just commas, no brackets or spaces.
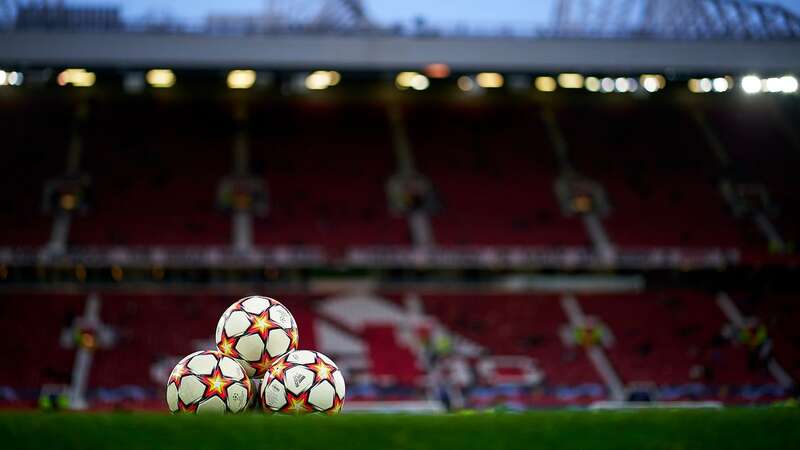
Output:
247,312,279,340
217,334,240,358
280,391,313,415
309,357,336,384
268,358,288,382
288,328,299,348
201,367,233,401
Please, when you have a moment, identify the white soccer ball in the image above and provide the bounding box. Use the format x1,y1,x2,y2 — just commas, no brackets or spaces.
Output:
215,296,299,378
165,350,253,414
260,350,345,415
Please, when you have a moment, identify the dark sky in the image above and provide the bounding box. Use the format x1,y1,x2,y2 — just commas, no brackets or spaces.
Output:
69,0,800,27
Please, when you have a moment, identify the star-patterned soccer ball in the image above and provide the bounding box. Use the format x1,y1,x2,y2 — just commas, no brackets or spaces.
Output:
260,350,345,415
215,296,299,378
166,350,253,414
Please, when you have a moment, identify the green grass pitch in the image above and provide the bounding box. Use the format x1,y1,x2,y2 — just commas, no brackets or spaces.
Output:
1,408,797,450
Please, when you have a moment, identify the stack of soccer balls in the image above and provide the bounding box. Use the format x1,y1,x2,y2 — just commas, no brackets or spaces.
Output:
165,296,345,415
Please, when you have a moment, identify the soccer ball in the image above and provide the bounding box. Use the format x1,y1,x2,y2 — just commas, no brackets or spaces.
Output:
215,296,299,378
260,350,345,415
166,350,253,414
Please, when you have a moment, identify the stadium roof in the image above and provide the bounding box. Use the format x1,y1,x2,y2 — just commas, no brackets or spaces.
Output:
2,30,800,72
1,0,799,71
3,0,800,40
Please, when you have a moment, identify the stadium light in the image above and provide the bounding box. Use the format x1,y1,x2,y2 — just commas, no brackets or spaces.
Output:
614,77,630,93
1,70,19,86
642,77,659,93
741,75,761,94
57,68,95,87
457,75,475,91
765,77,782,93
395,71,418,90
534,76,556,92
227,70,256,89
146,69,175,88
305,72,328,90
2,71,22,86
640,74,665,93
585,76,600,92
557,73,584,89
780,75,798,94
712,77,729,92
425,63,450,79
689,78,712,93
396,72,428,91
476,72,504,88
305,71,339,90
410,74,429,90
328,71,341,86
600,77,614,93
2,70,23,86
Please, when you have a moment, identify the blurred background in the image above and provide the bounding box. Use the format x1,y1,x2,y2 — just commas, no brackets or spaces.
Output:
0,0,799,413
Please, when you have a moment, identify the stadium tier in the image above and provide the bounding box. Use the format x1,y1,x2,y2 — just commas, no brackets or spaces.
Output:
0,99,71,246
251,102,409,251
579,292,773,388
731,292,800,383
0,294,85,391
705,103,800,246
406,103,587,246
1,96,795,256
558,102,748,249
420,294,600,386
69,101,231,246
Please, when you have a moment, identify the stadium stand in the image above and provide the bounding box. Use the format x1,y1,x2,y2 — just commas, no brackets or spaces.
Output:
69,100,231,246
0,94,797,411
251,101,409,251
0,294,84,391
420,294,600,386
556,101,748,249
405,103,588,247
0,288,794,408
706,103,800,245
0,99,72,246
362,325,422,387
578,292,774,389
3,97,793,254
732,291,800,382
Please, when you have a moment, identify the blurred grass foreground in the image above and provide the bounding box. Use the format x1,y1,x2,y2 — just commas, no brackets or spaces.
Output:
1,408,799,450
